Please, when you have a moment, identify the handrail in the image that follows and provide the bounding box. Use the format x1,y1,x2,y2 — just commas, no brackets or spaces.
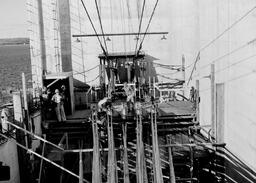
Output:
0,133,89,183
5,120,64,151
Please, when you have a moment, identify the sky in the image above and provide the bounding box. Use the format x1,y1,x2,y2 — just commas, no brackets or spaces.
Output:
0,0,197,83
68,0,196,83
0,0,198,84
0,0,27,38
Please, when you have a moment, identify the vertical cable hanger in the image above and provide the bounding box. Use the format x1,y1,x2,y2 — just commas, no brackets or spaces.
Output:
77,0,86,82
136,0,160,57
109,0,114,51
80,0,107,56
134,0,146,57
120,0,127,54
125,0,133,51
95,0,109,55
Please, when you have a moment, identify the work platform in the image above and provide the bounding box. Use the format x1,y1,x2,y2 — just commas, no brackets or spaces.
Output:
3,96,253,182
38,99,222,183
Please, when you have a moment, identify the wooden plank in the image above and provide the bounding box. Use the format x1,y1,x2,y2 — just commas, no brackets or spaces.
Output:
211,64,216,139
92,113,102,183
38,135,46,183
149,76,151,96
107,114,117,183
136,114,148,183
153,77,156,98
122,122,130,183
136,116,143,183
189,147,194,180
182,55,185,98
99,60,103,86
160,143,215,147
196,80,200,123
13,91,23,123
151,107,163,183
79,150,83,183
22,73,30,147
216,83,225,143
151,111,156,183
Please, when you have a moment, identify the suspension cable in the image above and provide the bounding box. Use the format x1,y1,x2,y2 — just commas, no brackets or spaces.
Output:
109,0,114,51
134,0,146,56
94,0,108,54
80,0,107,55
125,0,133,51
119,0,127,53
136,0,159,56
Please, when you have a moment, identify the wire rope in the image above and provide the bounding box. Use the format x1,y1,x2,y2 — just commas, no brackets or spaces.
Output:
80,0,107,56
187,4,256,85
134,0,146,56
94,0,109,54
136,0,159,56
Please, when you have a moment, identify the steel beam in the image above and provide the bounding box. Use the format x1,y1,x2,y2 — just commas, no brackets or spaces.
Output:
73,32,169,37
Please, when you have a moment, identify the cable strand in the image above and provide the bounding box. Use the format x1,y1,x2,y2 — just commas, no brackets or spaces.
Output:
187,5,256,85
134,0,146,56
94,0,108,54
80,0,106,55
136,0,159,56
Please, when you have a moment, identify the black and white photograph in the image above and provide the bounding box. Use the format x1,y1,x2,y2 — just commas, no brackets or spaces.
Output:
0,0,256,182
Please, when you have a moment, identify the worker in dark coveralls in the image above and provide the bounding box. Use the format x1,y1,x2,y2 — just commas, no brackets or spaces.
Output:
41,87,53,120
60,85,69,114
52,89,66,122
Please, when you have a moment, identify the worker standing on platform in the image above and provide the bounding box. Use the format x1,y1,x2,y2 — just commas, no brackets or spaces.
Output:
98,97,109,112
190,86,195,102
0,105,10,133
52,89,66,122
60,85,69,114
123,82,135,112
41,87,52,120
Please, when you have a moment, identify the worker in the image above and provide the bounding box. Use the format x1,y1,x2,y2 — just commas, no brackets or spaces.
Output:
41,87,52,120
190,86,195,102
159,95,165,103
123,82,135,112
98,97,110,112
134,102,142,116
97,97,112,126
1,106,10,133
52,89,66,122
60,85,69,114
